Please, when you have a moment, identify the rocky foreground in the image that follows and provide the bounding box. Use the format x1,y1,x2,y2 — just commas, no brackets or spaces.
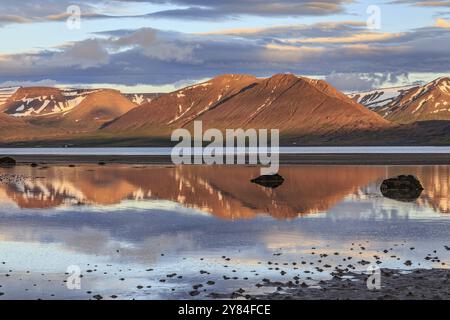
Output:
213,268,450,300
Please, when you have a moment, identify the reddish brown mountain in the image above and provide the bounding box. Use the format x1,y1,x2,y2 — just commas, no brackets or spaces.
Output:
197,74,390,135
105,74,258,135
104,74,390,137
62,89,137,129
0,112,31,132
24,89,138,132
0,112,50,142
2,87,93,117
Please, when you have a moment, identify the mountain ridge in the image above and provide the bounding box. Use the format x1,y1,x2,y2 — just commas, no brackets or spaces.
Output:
104,73,390,138
350,77,450,123
1,74,450,146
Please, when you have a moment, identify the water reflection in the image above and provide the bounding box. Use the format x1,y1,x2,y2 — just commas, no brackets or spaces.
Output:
0,165,450,218
1,164,450,299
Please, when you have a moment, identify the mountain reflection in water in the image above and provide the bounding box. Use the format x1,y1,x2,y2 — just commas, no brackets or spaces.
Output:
1,165,450,218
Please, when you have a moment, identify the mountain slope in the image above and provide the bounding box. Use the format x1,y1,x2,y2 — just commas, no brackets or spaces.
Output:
104,73,390,138
349,84,417,111
64,89,137,128
383,77,450,123
1,87,100,117
197,74,390,135
104,74,259,134
27,89,138,131
0,86,20,111
0,112,48,142
351,77,450,123
125,93,161,105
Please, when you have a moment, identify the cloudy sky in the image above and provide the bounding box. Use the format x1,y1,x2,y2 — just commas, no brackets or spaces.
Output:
0,0,449,92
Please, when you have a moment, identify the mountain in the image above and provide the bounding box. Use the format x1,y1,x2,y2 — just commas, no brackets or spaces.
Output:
195,74,390,135
54,89,138,130
0,112,30,132
0,88,138,133
104,74,390,138
104,74,258,135
0,112,50,142
3,74,450,146
0,86,155,118
125,93,161,105
349,84,417,111
351,77,450,124
0,86,20,111
1,87,99,117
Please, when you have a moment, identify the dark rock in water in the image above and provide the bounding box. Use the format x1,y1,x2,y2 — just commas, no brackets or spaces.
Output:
30,163,38,167
251,174,285,189
98,162,106,166
0,157,16,167
380,175,423,202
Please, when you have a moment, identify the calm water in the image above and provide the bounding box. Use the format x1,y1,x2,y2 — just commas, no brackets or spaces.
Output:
0,164,450,299
2,146,450,155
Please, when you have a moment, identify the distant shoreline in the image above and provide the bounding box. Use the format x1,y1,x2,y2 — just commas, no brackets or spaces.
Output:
3,153,450,165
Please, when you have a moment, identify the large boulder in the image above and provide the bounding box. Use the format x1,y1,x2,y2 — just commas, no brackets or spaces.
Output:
380,175,423,202
251,174,285,189
0,156,16,167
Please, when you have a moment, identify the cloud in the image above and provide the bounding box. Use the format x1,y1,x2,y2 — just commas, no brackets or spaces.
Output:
198,21,367,38
0,15,32,26
52,39,110,68
1,21,450,91
0,0,354,27
285,32,405,44
391,0,450,7
144,0,352,19
0,79,58,87
110,28,200,63
0,0,132,27
436,18,450,27
325,72,410,92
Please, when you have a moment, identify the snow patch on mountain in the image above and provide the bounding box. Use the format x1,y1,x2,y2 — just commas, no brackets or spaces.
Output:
348,85,417,111
7,88,97,117
125,93,159,105
0,87,19,108
350,77,450,122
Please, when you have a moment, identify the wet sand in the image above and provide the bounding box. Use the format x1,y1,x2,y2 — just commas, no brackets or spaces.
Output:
228,269,450,300
3,153,450,165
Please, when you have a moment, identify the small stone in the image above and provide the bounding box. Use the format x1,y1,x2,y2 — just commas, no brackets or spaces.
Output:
189,291,200,297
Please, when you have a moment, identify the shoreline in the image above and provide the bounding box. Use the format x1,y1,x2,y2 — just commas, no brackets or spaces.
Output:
2,153,450,165
213,268,450,300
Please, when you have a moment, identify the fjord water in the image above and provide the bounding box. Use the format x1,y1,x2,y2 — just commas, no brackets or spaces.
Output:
3,146,450,155
0,164,450,299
